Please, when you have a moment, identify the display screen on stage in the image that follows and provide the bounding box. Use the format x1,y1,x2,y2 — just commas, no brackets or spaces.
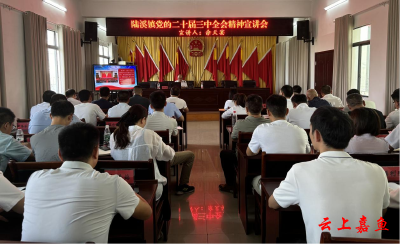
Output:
94,65,137,91
106,18,293,37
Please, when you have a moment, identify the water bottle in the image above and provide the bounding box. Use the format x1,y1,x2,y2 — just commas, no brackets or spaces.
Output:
157,82,160,90
232,110,237,126
201,81,203,89
104,125,111,149
16,129,24,142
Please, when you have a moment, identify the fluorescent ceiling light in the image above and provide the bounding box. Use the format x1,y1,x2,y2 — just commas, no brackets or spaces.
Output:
98,25,107,32
43,0,67,12
324,0,347,11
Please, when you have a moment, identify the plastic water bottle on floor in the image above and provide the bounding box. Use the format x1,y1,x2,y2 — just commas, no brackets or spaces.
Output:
103,125,111,149
232,110,237,126
16,129,24,142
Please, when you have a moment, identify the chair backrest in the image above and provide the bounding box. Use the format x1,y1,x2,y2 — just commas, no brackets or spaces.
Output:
320,232,398,243
187,81,195,88
202,81,216,88
379,129,391,134
222,80,237,88
237,114,247,120
17,119,30,134
381,166,400,182
95,160,155,182
101,108,109,114
8,160,63,183
179,110,187,133
351,154,399,167
154,130,169,144
238,132,253,144
261,153,319,178
243,80,256,88
104,117,121,127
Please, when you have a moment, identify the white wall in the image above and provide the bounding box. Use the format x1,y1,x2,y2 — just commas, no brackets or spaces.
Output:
0,0,83,118
310,0,389,112
80,0,312,18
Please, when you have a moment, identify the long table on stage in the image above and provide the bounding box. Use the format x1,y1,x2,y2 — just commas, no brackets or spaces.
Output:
142,88,271,111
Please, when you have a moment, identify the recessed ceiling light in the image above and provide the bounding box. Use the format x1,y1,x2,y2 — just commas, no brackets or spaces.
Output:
324,0,348,11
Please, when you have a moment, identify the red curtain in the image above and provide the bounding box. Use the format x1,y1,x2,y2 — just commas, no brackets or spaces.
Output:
258,49,273,89
134,45,145,82
159,44,174,81
205,43,218,86
174,46,189,80
217,42,230,80
242,47,259,87
230,44,243,87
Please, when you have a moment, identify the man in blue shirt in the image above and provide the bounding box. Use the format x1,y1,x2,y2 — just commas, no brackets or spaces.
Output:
148,102,184,121
0,107,32,172
29,94,81,134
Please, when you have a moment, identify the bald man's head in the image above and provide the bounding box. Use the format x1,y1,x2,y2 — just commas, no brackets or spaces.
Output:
306,89,318,101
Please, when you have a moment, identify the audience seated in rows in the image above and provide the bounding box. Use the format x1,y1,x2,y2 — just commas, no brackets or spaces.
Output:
0,108,32,172
65,89,81,106
345,108,389,154
107,91,131,118
74,90,107,126
248,95,310,195
29,94,81,134
30,90,56,119
145,91,179,143
268,106,390,243
110,105,195,196
219,94,269,193
92,87,113,109
30,101,74,162
21,123,152,243
0,170,24,219
221,93,247,119
148,101,184,121
292,85,302,95
224,89,237,110
385,124,399,151
321,85,344,107
166,87,189,112
306,89,331,108
343,89,375,112
385,88,399,129
347,93,386,129
129,87,150,109
279,85,294,109
287,94,316,129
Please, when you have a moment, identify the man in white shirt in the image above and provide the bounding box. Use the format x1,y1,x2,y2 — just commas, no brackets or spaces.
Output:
145,91,178,143
385,124,399,151
0,171,24,218
279,85,294,110
65,89,81,106
247,95,310,195
166,87,189,112
287,94,316,129
30,90,56,119
108,91,131,118
268,107,390,243
74,89,107,126
385,89,399,129
175,74,188,88
22,123,152,243
321,85,344,107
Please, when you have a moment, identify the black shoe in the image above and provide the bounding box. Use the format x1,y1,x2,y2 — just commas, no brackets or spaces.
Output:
176,184,195,195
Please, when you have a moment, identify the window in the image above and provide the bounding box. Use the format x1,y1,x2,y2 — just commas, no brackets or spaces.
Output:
351,25,371,96
47,30,62,93
99,45,109,65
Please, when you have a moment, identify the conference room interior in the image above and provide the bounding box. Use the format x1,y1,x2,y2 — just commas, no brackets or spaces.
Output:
0,0,399,243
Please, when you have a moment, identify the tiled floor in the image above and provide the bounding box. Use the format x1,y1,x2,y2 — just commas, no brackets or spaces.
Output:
164,121,260,243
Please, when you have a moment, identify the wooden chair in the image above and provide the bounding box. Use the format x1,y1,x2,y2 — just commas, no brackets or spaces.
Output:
8,160,62,183
232,132,253,198
351,154,399,167
105,117,121,127
101,108,109,114
16,119,30,134
258,153,318,241
237,114,247,120
320,232,399,243
178,109,187,149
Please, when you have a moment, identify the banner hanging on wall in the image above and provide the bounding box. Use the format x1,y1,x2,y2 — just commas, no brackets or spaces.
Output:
106,18,293,37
